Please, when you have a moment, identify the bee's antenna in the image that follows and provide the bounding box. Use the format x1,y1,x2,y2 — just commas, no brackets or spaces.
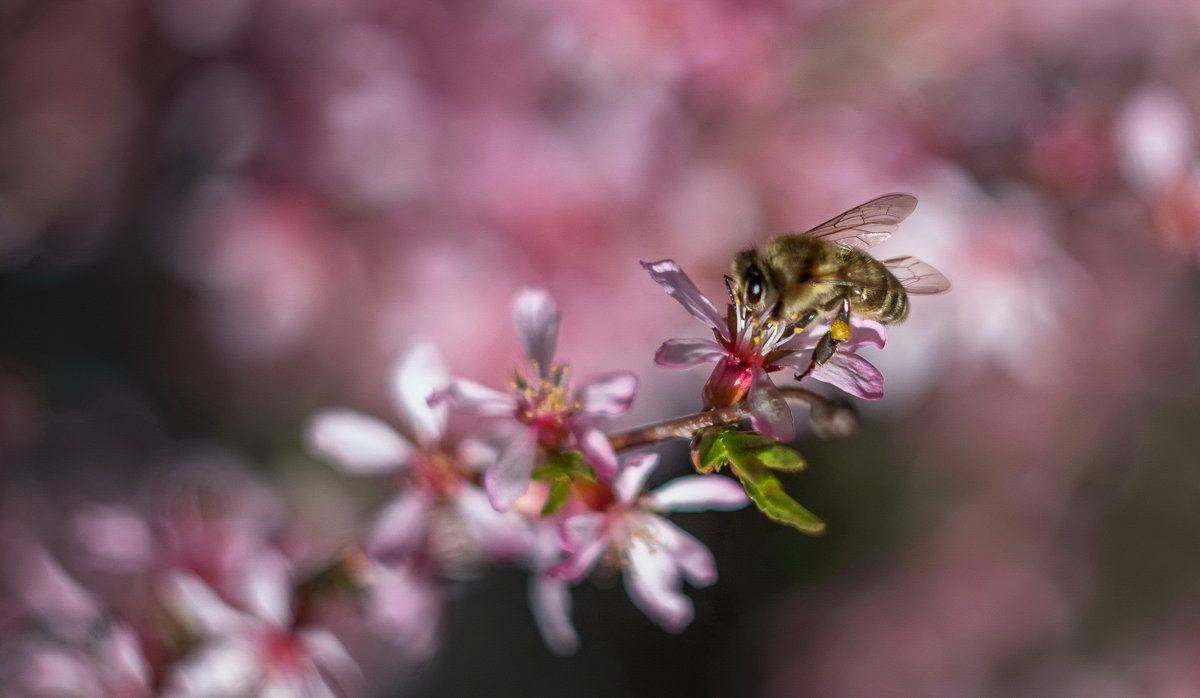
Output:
723,275,736,303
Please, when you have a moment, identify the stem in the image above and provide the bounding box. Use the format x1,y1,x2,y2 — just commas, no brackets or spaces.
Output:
607,387,844,451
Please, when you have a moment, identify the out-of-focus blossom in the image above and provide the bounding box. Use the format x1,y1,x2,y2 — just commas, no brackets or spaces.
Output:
436,288,638,510
549,453,747,632
307,341,531,562
0,622,152,698
307,342,534,659
162,553,358,698
1115,85,1200,257
642,259,886,439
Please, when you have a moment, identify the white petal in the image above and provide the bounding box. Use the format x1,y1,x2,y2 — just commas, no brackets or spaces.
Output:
576,373,638,416
162,637,258,698
364,490,433,560
390,340,449,449
484,428,538,511
623,536,692,632
654,338,726,368
644,515,717,586
614,453,659,504
435,379,518,417
160,572,247,636
513,287,560,373
640,260,726,334
237,547,292,626
305,409,409,475
528,575,579,656
648,475,748,512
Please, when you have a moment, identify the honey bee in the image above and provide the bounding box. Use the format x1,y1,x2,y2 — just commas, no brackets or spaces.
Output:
727,193,950,375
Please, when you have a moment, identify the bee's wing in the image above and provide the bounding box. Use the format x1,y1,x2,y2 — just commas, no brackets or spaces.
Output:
882,255,951,294
805,193,918,250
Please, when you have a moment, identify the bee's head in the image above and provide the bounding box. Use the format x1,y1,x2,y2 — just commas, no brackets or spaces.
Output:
731,249,777,315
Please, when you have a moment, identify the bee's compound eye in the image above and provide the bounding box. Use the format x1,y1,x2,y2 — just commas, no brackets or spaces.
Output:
745,268,765,305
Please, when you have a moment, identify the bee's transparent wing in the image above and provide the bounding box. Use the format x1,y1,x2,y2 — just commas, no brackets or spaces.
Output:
882,255,951,294
805,193,918,250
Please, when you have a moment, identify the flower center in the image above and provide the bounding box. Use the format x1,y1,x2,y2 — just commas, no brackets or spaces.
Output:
408,451,464,500
513,363,580,451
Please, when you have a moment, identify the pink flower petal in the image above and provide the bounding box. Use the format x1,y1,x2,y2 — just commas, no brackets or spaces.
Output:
528,575,579,656
12,541,101,630
364,490,434,560
577,372,638,416
72,505,154,572
390,340,448,449
810,353,885,401
641,260,725,334
648,475,749,512
573,424,618,480
558,512,606,553
434,379,518,417
161,572,246,636
747,368,794,441
654,338,726,368
643,515,717,586
305,409,410,475
513,287,560,373
548,537,606,582
623,536,691,632
299,628,361,684
454,485,533,559
614,453,659,504
364,562,442,660
162,637,257,698
846,318,887,350
236,547,292,627
484,427,538,511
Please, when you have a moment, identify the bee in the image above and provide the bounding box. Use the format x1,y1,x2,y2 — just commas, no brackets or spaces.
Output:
727,193,950,375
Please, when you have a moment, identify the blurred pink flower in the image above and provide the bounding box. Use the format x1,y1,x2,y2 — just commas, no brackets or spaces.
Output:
307,341,532,563
549,453,747,632
642,259,886,439
0,622,151,698
161,551,357,698
435,287,638,510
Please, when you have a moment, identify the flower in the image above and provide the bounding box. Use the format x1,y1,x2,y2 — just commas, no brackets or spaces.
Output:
161,550,358,698
548,453,748,632
434,287,638,511
642,259,886,440
306,341,532,564
307,342,534,658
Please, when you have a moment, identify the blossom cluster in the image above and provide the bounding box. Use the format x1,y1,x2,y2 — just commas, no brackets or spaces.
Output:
1,258,894,695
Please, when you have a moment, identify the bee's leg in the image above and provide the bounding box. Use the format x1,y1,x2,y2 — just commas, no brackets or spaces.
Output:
795,300,853,381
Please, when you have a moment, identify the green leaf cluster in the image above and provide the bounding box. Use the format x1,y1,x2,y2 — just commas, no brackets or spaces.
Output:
692,426,825,535
532,451,595,516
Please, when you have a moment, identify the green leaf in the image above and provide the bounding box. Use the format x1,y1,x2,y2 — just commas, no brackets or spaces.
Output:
531,451,594,482
541,476,571,516
691,426,731,473
727,450,825,535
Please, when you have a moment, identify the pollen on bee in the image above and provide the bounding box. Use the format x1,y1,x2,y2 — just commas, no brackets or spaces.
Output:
830,317,851,341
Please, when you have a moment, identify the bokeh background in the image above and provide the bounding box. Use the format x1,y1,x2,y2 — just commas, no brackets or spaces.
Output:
4,0,1200,695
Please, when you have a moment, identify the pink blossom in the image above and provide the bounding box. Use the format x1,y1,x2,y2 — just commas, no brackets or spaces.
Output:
161,550,358,698
642,260,886,440
549,454,747,632
306,341,533,563
435,287,638,511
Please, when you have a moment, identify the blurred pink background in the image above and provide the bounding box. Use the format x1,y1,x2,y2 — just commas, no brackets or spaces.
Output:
3,0,1200,695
